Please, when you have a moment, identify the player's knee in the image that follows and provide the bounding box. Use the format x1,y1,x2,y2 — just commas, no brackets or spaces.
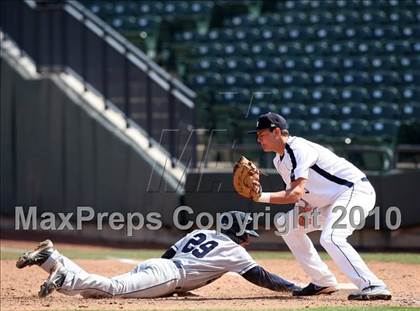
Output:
275,212,300,237
280,226,305,243
319,232,334,249
320,231,346,250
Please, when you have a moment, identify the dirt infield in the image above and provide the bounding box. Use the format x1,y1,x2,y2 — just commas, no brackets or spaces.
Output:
1,240,419,310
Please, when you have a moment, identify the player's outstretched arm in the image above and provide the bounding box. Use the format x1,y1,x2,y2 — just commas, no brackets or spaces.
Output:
161,247,176,259
241,265,300,292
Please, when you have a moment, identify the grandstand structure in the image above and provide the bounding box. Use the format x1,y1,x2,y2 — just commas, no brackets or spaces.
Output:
2,0,420,170
86,0,420,169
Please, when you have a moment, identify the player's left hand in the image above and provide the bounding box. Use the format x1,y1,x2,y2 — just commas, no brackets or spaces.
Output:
233,156,262,201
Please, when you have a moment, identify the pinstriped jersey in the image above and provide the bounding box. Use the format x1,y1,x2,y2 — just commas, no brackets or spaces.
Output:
273,136,366,207
171,229,257,292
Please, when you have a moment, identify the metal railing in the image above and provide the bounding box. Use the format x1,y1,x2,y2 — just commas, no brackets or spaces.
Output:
204,143,397,171
0,0,197,168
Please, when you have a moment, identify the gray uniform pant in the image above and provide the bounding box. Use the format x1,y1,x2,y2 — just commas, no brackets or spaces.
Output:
41,250,184,298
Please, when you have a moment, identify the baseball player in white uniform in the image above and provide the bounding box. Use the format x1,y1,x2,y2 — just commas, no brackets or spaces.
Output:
249,112,391,300
16,211,301,298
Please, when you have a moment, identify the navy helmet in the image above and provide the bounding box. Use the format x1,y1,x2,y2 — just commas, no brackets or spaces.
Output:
220,211,259,244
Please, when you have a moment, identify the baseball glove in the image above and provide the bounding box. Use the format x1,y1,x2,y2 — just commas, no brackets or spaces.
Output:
233,156,262,201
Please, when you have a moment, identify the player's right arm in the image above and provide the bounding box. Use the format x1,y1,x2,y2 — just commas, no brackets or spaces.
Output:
261,177,307,204
257,141,317,204
241,265,298,292
161,247,176,259
161,232,190,259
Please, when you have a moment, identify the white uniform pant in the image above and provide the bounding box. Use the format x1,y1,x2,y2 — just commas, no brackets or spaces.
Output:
41,251,184,298
278,180,386,290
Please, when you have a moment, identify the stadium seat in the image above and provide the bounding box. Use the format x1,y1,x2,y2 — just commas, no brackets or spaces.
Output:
192,43,213,56
371,70,401,85
370,119,401,143
225,15,254,27
398,56,420,69
287,26,316,40
402,25,420,38
356,40,385,55
253,72,281,87
175,30,200,42
190,57,224,72
221,42,250,56
223,72,252,87
338,103,369,120
315,25,344,40
308,11,334,24
310,56,341,70
287,119,308,136
311,87,339,102
402,71,420,84
251,42,276,55
370,87,400,102
224,57,254,71
373,25,402,39
234,28,261,41
312,71,341,86
280,72,310,87
384,40,412,54
388,9,416,23
340,87,369,102
345,26,374,40
283,57,311,71
277,42,304,56
336,119,370,141
342,56,369,70
307,119,338,142
401,103,420,121
361,10,388,24
369,103,400,120
279,104,307,120
370,55,399,70
402,86,420,101
278,87,310,102
188,72,223,88
255,14,281,27
306,41,331,55
342,71,370,86
260,27,287,41
253,57,284,71
251,89,279,105
306,103,337,120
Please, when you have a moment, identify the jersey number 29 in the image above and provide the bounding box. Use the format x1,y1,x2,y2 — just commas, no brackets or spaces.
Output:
181,233,219,258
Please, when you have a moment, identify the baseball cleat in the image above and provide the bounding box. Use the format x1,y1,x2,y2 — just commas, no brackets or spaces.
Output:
16,239,54,269
348,285,392,300
292,283,338,296
38,263,67,298
288,284,303,292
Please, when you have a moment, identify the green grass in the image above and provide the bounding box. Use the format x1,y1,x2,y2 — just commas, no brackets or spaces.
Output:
249,251,420,264
293,308,420,311
1,246,419,264
0,247,163,261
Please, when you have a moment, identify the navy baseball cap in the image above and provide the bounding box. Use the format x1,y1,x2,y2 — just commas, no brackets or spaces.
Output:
248,112,288,134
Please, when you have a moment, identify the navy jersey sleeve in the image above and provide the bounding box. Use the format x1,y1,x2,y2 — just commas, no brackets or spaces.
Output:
242,265,298,292
161,247,176,259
